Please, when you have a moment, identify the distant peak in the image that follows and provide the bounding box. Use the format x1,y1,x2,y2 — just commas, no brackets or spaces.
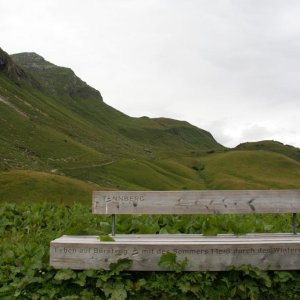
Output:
11,52,56,70
10,49,103,101
13,52,44,59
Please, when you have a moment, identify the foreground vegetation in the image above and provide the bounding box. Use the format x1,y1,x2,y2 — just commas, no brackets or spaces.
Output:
1,202,300,299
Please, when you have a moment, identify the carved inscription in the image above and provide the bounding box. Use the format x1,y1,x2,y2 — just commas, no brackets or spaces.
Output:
103,195,145,202
53,246,300,257
93,193,145,213
93,190,300,215
50,236,300,271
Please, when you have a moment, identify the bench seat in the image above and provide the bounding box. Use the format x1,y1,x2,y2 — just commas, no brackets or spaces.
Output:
50,233,300,271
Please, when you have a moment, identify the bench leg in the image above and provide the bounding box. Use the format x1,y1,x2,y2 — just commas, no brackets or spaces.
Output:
293,213,297,235
112,214,116,236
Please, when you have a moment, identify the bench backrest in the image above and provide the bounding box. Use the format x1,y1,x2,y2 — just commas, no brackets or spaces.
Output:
93,190,300,215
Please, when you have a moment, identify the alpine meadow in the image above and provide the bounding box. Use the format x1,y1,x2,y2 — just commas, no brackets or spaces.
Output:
1,46,300,299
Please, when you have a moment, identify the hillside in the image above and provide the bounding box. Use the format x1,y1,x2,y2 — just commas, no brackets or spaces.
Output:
10,51,222,154
64,150,300,191
1,48,223,166
235,140,300,162
0,46,300,202
0,170,100,204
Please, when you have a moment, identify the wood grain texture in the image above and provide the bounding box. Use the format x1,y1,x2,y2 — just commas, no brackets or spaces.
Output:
50,234,300,271
92,190,300,215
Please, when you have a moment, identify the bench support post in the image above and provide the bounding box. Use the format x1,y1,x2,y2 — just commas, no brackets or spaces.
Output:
112,214,116,236
293,213,297,235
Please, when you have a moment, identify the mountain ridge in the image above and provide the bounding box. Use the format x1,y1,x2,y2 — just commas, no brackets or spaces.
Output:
0,47,223,171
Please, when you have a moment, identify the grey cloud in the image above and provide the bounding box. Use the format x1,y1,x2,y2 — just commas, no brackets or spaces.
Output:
1,0,300,148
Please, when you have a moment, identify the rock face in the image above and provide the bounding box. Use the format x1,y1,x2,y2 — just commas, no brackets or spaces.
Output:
10,52,56,70
0,53,6,70
11,52,103,101
0,48,41,90
0,48,27,81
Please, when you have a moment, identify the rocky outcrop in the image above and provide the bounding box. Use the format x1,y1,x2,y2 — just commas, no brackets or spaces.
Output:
0,47,27,81
11,52,103,101
0,47,41,89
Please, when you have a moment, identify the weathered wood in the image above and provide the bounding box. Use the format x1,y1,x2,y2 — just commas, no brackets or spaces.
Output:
50,190,300,271
50,234,300,271
93,190,300,215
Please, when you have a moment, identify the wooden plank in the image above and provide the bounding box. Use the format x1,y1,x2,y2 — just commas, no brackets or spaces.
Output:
102,233,300,242
50,234,300,271
92,190,300,215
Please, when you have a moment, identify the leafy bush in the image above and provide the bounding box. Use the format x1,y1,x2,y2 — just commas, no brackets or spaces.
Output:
1,202,300,299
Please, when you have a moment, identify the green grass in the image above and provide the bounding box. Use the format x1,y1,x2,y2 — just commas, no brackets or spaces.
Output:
99,159,206,190
2,149,299,204
0,170,102,204
236,140,300,162
199,150,300,189
61,151,300,193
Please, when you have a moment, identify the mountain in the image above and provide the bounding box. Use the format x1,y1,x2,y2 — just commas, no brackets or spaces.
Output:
0,46,299,202
1,48,223,165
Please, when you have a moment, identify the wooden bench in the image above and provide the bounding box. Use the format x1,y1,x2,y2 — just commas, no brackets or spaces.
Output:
50,190,300,271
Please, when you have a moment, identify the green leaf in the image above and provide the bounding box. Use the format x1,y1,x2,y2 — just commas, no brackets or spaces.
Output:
0,285,14,297
135,278,147,291
178,281,191,293
99,222,112,234
230,287,237,297
159,252,177,269
109,258,133,275
264,224,273,231
274,271,294,283
54,269,76,281
158,252,188,272
238,283,246,292
99,235,115,242
74,272,86,287
159,227,169,234
102,282,127,300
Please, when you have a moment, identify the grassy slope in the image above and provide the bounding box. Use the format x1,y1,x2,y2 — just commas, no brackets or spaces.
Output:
0,170,101,204
196,150,300,189
236,140,300,162
0,70,224,180
62,150,300,191
0,64,223,173
1,150,300,203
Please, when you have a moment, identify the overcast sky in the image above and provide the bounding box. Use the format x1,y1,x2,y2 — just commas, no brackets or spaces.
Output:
1,0,300,148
